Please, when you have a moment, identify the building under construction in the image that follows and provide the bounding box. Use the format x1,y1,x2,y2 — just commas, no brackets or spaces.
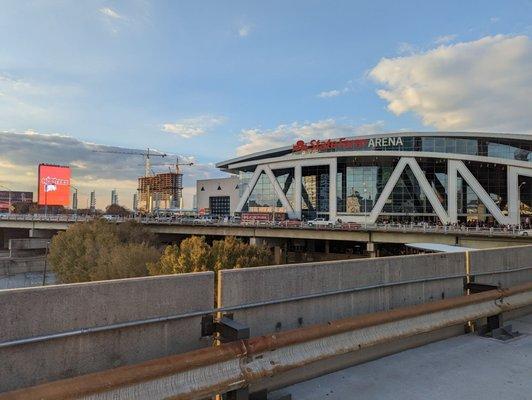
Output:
138,172,183,212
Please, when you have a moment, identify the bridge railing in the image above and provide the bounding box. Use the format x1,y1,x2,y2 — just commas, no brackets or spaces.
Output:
0,245,531,396
0,213,528,237
0,272,214,394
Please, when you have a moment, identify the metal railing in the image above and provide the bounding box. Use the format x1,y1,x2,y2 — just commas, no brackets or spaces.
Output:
2,282,531,400
0,213,529,238
2,265,530,350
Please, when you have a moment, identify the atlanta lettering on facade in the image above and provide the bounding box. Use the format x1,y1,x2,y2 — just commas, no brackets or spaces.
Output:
292,136,404,153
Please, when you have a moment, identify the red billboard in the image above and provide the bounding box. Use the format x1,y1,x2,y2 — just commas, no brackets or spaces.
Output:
38,164,71,206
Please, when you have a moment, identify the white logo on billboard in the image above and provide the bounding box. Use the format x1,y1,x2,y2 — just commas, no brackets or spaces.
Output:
45,184,57,192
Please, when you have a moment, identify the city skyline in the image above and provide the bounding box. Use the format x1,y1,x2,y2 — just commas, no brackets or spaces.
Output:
0,1,530,208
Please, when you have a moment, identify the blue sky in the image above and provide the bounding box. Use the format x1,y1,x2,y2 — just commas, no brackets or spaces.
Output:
0,1,531,207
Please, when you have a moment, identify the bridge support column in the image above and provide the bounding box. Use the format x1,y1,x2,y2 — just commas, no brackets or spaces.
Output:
250,237,286,265
29,229,55,239
367,242,379,258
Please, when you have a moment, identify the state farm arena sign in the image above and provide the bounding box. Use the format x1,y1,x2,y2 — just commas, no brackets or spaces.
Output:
292,137,404,153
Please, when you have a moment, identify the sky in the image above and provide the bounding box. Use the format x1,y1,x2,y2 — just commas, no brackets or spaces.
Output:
0,0,531,208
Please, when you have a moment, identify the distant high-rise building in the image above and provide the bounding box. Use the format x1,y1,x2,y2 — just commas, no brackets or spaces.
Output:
138,172,183,212
111,189,118,205
192,194,197,211
72,191,78,212
132,193,138,211
90,191,96,212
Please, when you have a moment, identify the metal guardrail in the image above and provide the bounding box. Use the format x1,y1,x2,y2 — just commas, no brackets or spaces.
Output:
2,265,530,350
0,213,529,238
2,282,531,400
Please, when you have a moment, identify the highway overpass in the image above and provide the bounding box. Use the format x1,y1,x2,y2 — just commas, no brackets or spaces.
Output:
0,217,531,257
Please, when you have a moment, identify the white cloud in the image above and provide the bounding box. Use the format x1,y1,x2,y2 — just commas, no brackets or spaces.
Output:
0,130,220,209
434,34,457,44
162,115,227,138
317,89,341,98
397,42,418,55
236,120,385,156
370,35,532,133
99,7,125,20
238,24,251,37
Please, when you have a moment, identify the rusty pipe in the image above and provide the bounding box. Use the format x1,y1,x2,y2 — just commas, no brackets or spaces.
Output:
1,281,531,400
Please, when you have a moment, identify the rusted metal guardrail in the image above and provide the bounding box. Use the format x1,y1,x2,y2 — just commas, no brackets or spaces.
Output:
1,281,531,400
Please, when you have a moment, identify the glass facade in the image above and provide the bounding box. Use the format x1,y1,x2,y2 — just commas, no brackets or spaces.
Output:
295,136,532,163
209,196,231,216
241,169,296,213
234,135,532,224
336,157,446,219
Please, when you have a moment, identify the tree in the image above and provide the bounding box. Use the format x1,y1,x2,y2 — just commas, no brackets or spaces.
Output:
209,236,271,272
148,236,271,276
116,220,157,246
147,244,180,275
105,204,131,217
176,236,211,273
49,220,160,283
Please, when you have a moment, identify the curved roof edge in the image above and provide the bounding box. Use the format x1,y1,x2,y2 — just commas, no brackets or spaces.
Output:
217,131,532,168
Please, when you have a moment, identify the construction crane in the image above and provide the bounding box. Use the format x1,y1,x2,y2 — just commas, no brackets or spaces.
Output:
147,156,194,174
92,148,167,177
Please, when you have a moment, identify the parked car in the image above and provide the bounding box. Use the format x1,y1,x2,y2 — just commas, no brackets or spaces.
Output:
101,214,119,221
193,216,215,224
518,229,532,236
307,218,334,228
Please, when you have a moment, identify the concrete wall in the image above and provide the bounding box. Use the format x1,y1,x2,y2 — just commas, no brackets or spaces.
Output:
0,272,214,393
219,252,466,337
9,238,49,251
196,175,240,215
0,271,55,289
469,245,532,287
0,255,54,289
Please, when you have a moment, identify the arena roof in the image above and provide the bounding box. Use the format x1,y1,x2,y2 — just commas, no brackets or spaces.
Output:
217,131,532,170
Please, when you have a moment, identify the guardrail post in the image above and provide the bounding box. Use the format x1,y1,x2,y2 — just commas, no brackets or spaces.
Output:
464,279,520,341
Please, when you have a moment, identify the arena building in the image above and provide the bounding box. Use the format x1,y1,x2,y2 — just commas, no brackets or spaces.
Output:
216,132,532,226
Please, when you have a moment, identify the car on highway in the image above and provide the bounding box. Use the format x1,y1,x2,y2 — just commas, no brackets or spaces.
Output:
101,215,119,222
193,216,215,224
307,218,334,228
518,229,532,236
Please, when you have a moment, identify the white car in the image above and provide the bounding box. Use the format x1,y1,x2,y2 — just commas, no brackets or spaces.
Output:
518,229,532,236
101,215,119,222
193,216,215,224
307,218,333,228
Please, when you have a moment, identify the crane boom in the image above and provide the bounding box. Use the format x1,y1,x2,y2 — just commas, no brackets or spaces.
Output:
92,148,168,177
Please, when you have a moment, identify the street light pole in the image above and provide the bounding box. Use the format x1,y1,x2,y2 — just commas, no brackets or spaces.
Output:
518,182,526,229
363,181,368,230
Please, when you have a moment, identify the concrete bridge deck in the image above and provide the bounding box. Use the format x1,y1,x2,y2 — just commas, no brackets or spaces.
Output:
274,313,532,400
0,215,531,248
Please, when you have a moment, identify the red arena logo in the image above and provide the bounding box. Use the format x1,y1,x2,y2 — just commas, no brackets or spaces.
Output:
292,137,403,153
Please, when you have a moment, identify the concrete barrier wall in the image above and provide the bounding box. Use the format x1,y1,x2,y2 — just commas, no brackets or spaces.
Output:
0,272,214,393
219,252,466,337
469,245,532,287
8,238,49,251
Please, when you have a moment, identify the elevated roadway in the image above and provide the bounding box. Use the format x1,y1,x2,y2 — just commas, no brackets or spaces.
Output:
0,215,531,249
